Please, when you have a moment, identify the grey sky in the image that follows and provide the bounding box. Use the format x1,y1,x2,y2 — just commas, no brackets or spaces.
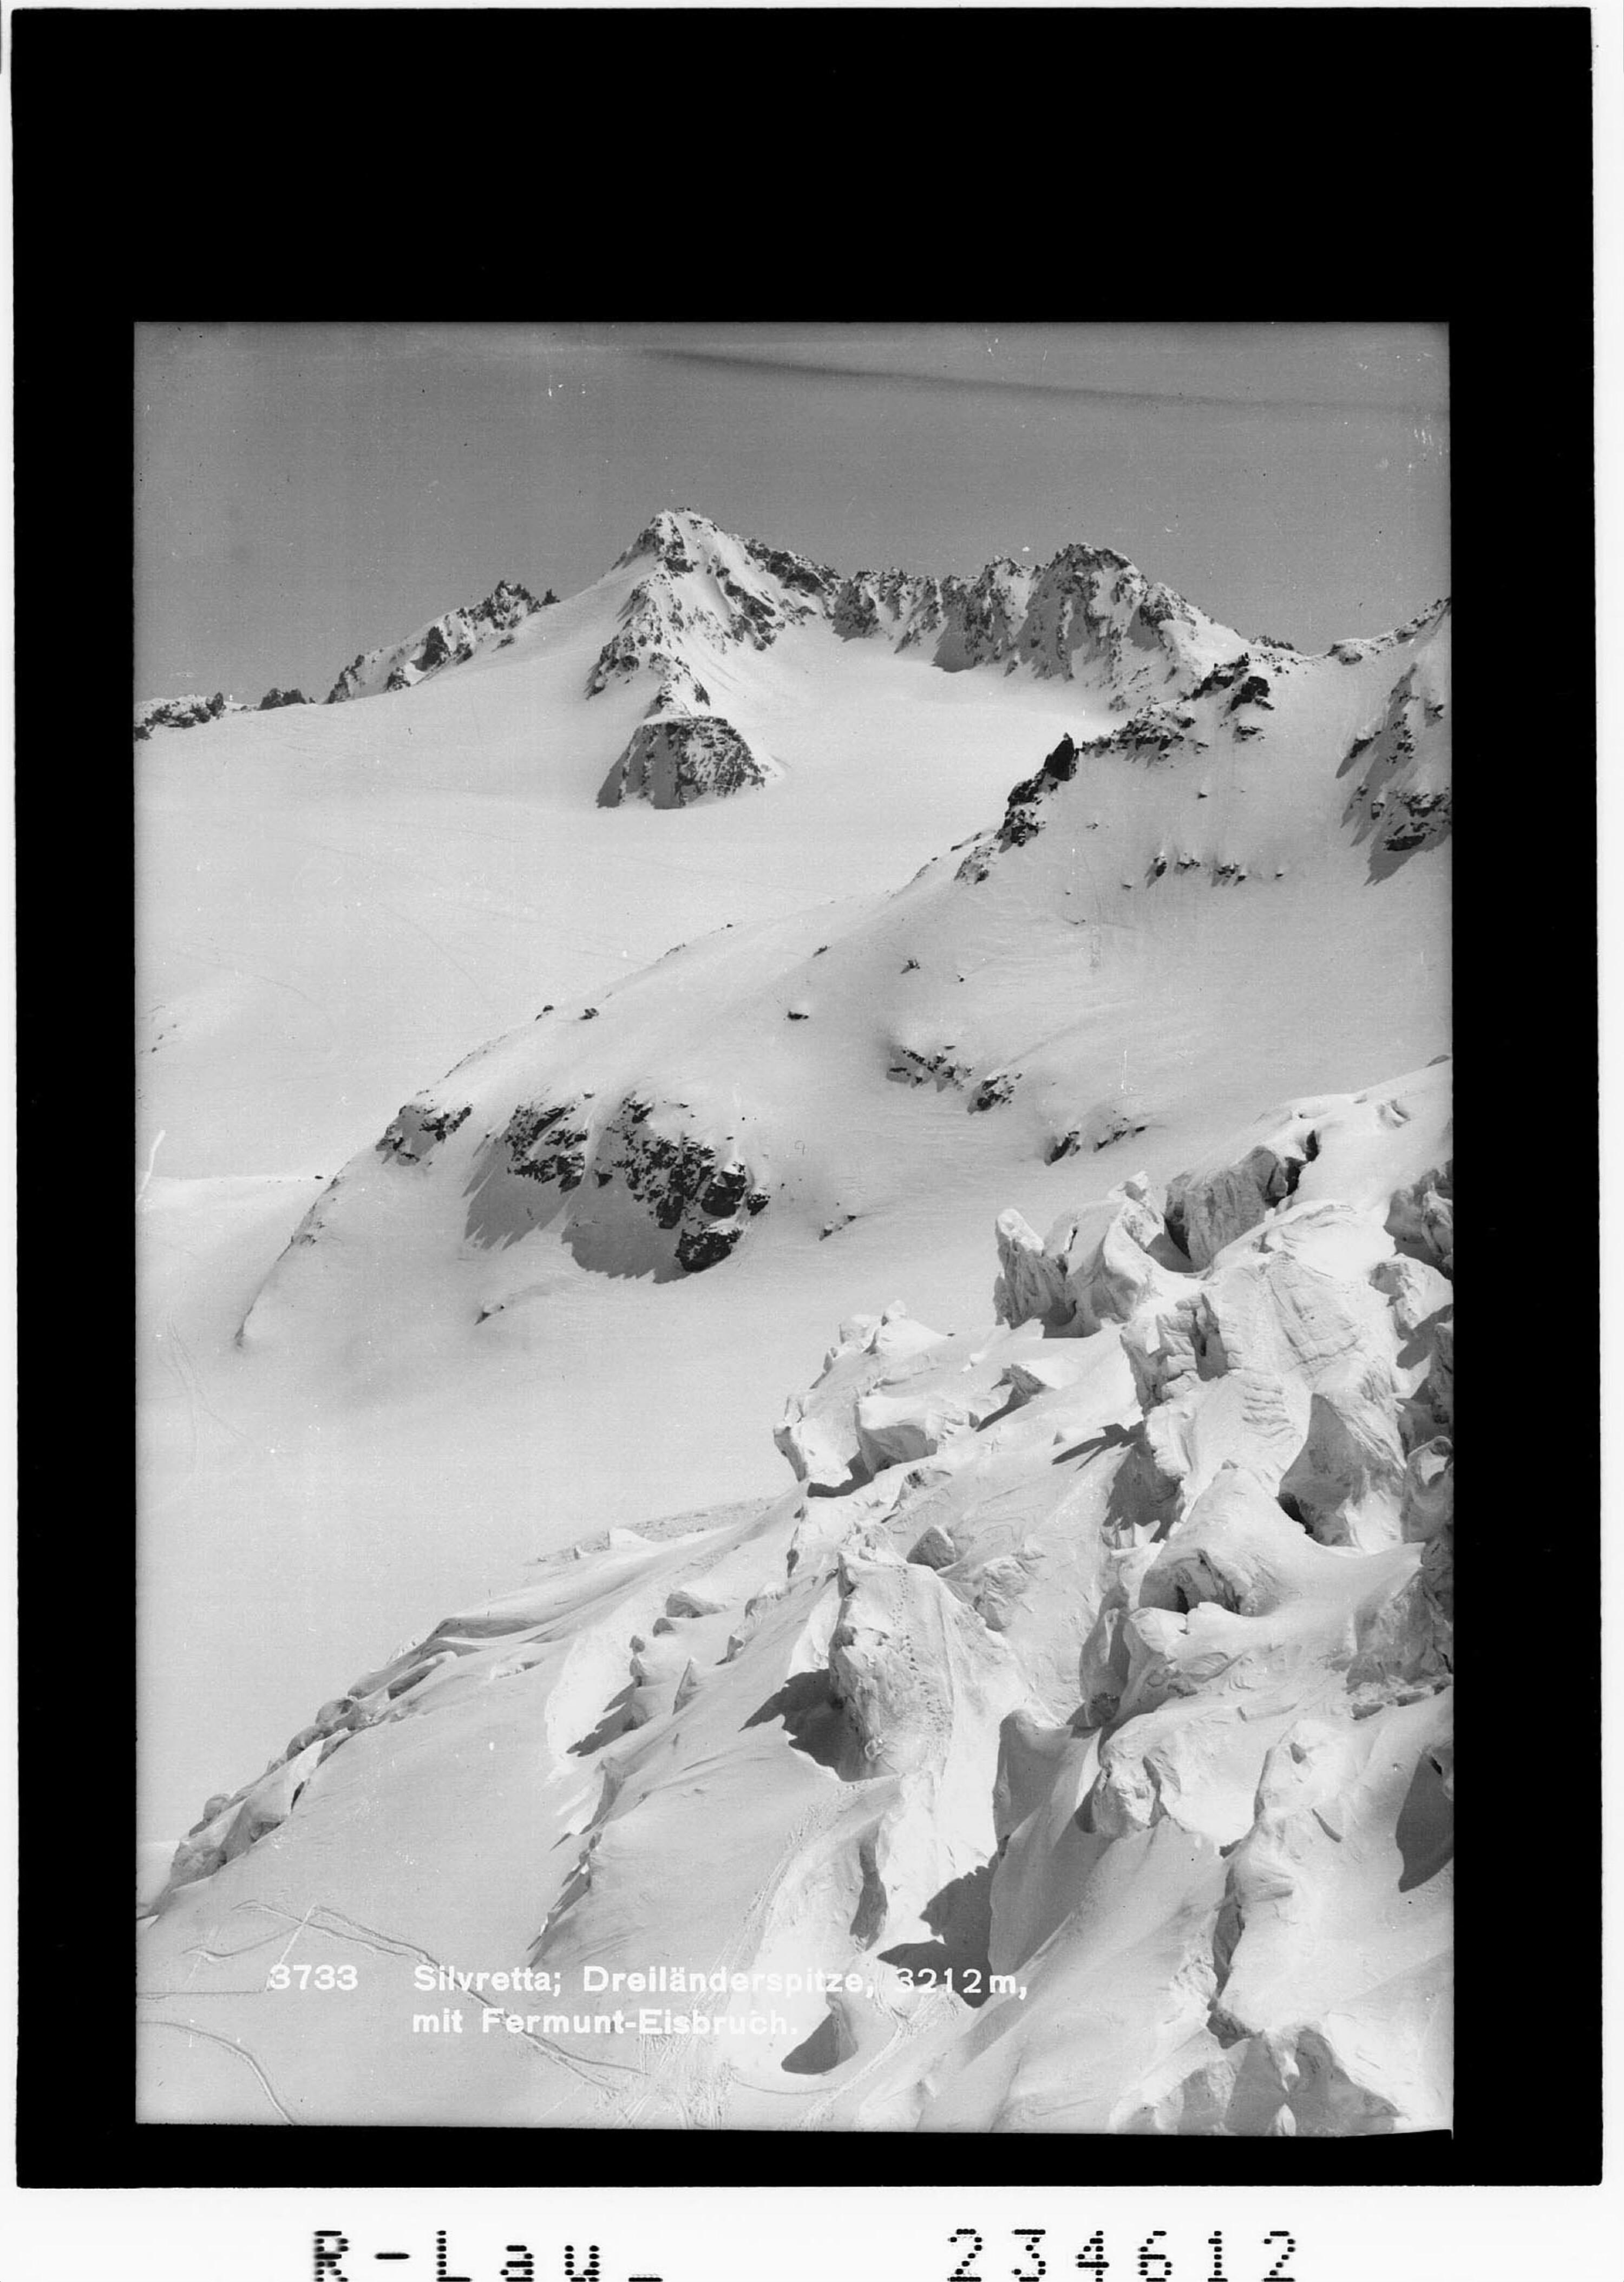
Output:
135,322,1448,701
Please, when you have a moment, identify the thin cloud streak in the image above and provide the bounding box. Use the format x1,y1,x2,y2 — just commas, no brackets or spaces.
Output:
640,345,1450,420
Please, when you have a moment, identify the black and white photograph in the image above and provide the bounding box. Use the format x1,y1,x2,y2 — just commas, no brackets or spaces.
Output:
1,0,1612,2272
134,319,1458,2135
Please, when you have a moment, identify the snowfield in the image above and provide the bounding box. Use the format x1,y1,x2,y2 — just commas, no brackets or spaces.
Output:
137,511,1451,2133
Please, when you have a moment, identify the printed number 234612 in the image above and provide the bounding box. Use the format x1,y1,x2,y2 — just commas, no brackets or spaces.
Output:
948,2228,1299,2282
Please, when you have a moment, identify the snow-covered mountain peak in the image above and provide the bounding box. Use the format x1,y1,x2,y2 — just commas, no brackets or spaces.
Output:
137,510,1451,774
586,532,833,702
582,517,1264,797
324,574,551,704
614,506,732,570
594,515,1274,717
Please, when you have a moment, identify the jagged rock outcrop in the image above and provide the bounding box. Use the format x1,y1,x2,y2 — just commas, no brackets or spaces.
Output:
1338,611,1452,876
256,685,307,710
133,690,243,740
451,1087,768,1278
374,1099,471,1166
975,732,1079,861
592,1095,766,1274
936,546,1221,691
955,706,1206,882
886,1044,974,1092
598,714,779,809
830,565,959,646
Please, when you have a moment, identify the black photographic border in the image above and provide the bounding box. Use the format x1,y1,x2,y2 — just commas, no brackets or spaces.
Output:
12,3,1598,2195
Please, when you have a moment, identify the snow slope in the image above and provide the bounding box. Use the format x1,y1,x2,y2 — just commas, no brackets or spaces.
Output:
139,1067,1453,2130
137,516,1118,1177
137,514,1450,2132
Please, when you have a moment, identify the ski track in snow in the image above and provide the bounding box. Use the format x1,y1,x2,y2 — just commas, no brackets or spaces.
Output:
141,2018,296,2126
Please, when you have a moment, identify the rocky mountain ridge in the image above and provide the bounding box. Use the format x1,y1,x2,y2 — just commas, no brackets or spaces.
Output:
324,576,552,703
590,510,1313,809
231,570,1450,1336
606,511,1286,702
134,512,1449,819
135,581,554,740
133,689,246,739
